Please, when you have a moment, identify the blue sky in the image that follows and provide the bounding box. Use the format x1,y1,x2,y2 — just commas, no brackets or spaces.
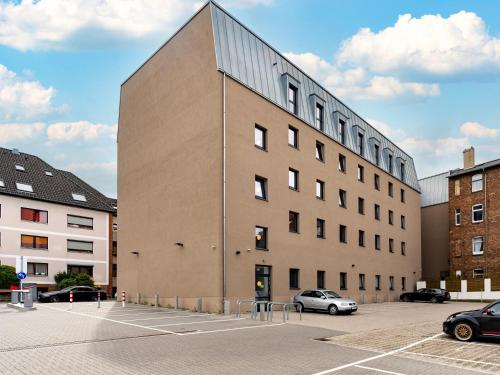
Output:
1,0,500,197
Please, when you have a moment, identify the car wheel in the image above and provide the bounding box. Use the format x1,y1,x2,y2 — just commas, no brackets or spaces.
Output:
50,296,60,303
295,302,304,313
328,304,338,315
431,297,438,303
454,322,474,341
402,296,411,302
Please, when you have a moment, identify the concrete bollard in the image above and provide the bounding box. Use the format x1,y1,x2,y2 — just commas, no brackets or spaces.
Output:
155,294,159,308
176,296,179,309
197,297,202,313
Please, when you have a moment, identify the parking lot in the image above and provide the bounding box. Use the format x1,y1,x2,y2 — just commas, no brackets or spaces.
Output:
0,300,498,374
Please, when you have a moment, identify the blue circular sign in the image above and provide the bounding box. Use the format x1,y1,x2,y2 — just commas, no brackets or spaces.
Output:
17,272,26,280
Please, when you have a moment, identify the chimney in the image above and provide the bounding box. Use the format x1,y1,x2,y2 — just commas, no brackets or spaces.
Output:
463,147,475,169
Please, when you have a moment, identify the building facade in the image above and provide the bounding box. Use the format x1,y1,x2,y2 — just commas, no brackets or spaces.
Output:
0,148,115,293
449,147,500,279
118,2,422,312
419,172,450,280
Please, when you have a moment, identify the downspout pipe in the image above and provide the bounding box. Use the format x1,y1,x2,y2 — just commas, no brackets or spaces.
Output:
222,72,228,313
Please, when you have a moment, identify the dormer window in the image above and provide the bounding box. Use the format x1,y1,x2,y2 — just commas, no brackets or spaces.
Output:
16,182,33,192
374,144,380,166
388,154,393,174
357,132,364,156
400,162,406,182
0,179,4,188
315,103,324,131
72,193,87,202
338,119,346,145
45,171,53,176
288,84,298,115
15,164,25,172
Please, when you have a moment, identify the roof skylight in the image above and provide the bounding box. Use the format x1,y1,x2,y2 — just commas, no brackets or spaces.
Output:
16,182,33,192
72,193,87,202
0,179,4,187
15,164,25,172
45,171,53,176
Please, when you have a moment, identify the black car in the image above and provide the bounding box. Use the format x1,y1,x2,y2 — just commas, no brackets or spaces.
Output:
443,300,500,341
400,288,450,303
39,286,107,303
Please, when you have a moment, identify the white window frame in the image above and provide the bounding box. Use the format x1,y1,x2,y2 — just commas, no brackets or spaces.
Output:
472,268,484,278
472,204,483,223
455,208,461,226
16,182,33,192
471,174,483,192
472,236,484,255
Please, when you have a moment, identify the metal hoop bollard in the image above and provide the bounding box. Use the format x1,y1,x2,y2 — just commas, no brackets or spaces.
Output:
236,299,255,317
250,301,269,320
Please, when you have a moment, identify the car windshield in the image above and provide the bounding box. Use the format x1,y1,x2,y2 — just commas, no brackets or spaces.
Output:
322,290,341,298
60,287,73,292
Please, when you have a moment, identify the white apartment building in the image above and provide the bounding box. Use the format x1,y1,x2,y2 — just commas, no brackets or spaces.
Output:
0,148,115,293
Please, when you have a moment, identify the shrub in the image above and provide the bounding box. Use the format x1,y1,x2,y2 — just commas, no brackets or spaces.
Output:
56,272,95,289
0,265,18,289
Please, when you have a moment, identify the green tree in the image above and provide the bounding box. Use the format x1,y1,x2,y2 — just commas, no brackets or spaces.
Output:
57,272,95,289
0,265,18,289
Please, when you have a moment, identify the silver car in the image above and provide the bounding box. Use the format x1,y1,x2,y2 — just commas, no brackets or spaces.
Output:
293,289,358,315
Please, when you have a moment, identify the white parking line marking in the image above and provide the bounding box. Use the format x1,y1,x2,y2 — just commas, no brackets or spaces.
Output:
38,304,181,336
179,323,286,335
122,314,214,322
354,365,408,375
433,338,500,349
149,318,244,327
311,333,444,375
104,310,184,317
403,351,500,367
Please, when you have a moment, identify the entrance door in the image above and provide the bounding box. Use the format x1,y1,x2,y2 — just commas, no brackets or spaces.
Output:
255,265,271,303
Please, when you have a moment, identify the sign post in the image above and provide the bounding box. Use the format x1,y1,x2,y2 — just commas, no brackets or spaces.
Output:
15,256,28,302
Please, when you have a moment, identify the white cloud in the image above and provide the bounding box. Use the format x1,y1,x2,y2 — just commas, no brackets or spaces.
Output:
337,11,500,75
460,121,500,138
0,64,55,120
65,161,117,172
46,121,117,142
366,118,406,140
0,0,273,51
399,136,469,157
0,122,45,143
284,52,439,100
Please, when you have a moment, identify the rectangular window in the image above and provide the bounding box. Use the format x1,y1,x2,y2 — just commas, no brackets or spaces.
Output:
358,197,365,215
338,119,346,144
339,154,346,173
357,132,364,156
67,240,93,253
375,275,381,290
317,270,325,289
389,238,394,253
67,265,93,277
402,277,406,290
16,182,33,192
288,168,299,190
358,230,365,247
289,211,299,233
455,208,461,226
388,182,393,197
340,272,347,290
316,180,325,200
389,276,395,290
388,154,393,174
67,215,94,229
454,180,460,196
339,225,347,243
359,273,366,290
472,204,483,223
472,174,483,192
255,226,268,250
255,125,267,150
401,188,405,203
339,189,347,208
401,241,406,256
72,193,86,202
472,236,484,255
357,165,364,182
15,164,25,172
315,103,324,131
317,219,325,239
374,144,380,166
473,269,484,278
316,141,324,162
289,268,299,289
374,174,380,190
21,235,48,249
255,176,267,200
27,262,48,276
400,162,406,182
374,204,380,220
401,215,406,229
21,207,48,224
288,84,298,115
375,234,381,250
388,210,394,225
288,126,298,148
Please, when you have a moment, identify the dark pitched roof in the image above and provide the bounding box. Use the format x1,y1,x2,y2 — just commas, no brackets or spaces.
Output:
449,158,500,178
0,147,114,213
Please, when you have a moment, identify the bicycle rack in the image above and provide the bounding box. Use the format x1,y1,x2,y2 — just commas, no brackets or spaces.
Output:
268,302,302,322
250,301,270,320
236,299,255,318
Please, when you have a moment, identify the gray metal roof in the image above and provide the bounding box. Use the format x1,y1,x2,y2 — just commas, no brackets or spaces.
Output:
449,158,500,178
418,172,450,207
209,1,420,192
0,147,115,213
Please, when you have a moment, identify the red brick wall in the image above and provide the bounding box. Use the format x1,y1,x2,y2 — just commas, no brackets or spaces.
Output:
449,166,500,278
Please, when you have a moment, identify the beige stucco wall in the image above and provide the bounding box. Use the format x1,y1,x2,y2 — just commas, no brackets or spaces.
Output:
0,194,110,288
421,203,449,280
117,5,224,311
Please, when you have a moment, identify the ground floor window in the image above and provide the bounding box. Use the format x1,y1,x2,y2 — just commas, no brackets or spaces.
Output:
472,269,484,278
289,268,299,289
27,262,48,276
340,272,347,290
317,270,325,289
67,265,93,277
358,273,365,290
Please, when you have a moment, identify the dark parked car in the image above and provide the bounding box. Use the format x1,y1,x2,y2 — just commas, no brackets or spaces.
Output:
443,300,500,341
400,288,450,303
39,286,107,303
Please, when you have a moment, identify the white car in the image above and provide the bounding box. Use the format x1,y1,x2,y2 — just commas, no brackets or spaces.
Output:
293,289,358,315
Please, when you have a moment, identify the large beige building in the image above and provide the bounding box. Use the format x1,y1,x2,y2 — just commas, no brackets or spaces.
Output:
118,2,422,312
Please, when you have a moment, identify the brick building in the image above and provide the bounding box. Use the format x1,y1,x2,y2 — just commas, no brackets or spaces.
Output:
448,147,500,279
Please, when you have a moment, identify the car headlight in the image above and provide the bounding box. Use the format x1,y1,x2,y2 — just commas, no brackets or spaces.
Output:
445,315,455,322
